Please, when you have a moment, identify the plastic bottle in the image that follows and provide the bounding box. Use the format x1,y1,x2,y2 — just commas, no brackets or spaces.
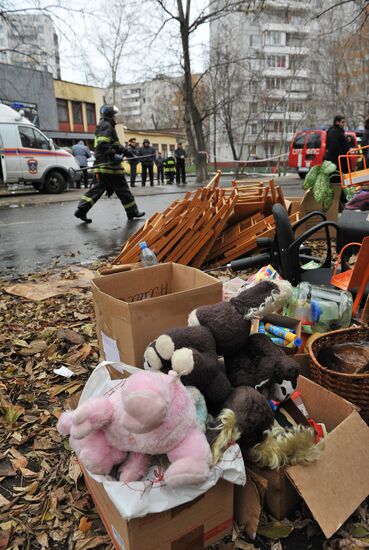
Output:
284,282,353,333
139,242,158,267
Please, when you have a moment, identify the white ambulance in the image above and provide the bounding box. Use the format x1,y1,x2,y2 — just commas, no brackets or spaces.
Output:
0,104,79,193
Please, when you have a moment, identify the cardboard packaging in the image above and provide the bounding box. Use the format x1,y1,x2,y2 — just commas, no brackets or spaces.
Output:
235,376,369,539
251,313,302,355
82,466,234,550
91,263,222,366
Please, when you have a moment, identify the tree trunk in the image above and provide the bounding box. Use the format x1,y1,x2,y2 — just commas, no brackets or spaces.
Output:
177,0,208,184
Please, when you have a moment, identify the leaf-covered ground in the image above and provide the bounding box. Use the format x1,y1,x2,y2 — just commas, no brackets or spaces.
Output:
1,259,369,550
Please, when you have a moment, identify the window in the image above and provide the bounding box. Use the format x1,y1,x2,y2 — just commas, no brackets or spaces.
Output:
265,31,285,46
266,77,286,90
250,34,262,47
86,103,96,126
57,99,69,122
72,101,83,124
250,123,258,135
251,103,258,114
19,126,49,149
33,129,50,149
306,133,321,148
292,133,307,149
266,55,287,68
289,101,304,112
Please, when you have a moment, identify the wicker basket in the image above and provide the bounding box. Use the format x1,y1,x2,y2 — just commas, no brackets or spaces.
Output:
308,326,369,424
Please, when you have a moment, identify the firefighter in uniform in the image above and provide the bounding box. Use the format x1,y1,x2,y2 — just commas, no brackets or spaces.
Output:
164,154,176,184
74,105,145,223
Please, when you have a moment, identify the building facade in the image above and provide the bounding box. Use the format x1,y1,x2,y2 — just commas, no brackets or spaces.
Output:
209,0,322,162
51,80,105,146
0,14,61,79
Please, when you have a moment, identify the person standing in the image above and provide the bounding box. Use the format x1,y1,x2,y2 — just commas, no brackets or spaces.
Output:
74,105,145,223
361,117,369,162
72,140,91,189
139,139,156,186
175,142,186,184
164,154,176,184
324,115,350,181
155,151,165,184
127,137,139,187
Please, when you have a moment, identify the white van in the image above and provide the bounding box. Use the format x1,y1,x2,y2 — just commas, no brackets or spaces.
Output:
0,104,79,193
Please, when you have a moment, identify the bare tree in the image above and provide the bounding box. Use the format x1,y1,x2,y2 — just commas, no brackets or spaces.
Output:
88,1,134,105
148,0,259,183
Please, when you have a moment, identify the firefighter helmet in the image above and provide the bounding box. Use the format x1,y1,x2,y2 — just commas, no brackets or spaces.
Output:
100,104,119,119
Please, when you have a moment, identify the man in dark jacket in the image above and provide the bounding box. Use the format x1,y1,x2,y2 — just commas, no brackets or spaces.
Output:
127,137,139,187
324,115,350,181
139,139,156,186
175,142,186,184
74,105,145,223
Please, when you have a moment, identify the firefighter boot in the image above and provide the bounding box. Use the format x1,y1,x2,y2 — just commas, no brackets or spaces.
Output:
126,205,146,220
74,209,92,223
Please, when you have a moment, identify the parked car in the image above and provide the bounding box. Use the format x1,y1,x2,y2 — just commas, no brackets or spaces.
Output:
288,128,358,179
0,104,79,193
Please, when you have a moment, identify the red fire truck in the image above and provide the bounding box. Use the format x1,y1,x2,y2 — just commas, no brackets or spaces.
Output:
288,128,358,179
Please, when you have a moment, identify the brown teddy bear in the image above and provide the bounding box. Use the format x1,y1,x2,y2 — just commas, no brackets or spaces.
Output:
144,280,295,449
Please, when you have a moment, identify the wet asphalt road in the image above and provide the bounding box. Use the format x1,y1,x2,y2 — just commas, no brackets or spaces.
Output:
0,176,304,278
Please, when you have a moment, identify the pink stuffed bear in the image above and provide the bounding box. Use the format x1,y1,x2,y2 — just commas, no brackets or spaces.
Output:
57,368,212,487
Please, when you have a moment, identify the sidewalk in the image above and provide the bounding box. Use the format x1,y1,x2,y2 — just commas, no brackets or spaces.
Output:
0,181,203,207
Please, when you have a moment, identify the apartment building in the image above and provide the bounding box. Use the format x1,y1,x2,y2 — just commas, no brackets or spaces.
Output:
0,14,61,79
209,0,322,161
106,75,184,131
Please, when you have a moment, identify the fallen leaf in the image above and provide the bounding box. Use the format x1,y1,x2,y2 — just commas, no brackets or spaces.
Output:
0,461,16,476
352,524,369,538
79,516,93,532
74,535,111,549
0,493,10,506
0,529,12,549
35,532,49,548
13,480,39,494
68,456,82,483
2,404,24,426
56,329,85,345
18,340,48,356
257,522,294,539
11,454,28,470
74,312,90,320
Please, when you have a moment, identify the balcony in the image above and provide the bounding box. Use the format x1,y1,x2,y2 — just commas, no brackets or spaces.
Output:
263,45,310,55
263,22,310,34
262,67,309,78
262,1,309,12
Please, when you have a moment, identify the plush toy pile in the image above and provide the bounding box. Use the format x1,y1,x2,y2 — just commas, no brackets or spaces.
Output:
58,279,323,485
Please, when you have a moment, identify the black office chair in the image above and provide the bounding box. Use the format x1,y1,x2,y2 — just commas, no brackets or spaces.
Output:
229,204,341,286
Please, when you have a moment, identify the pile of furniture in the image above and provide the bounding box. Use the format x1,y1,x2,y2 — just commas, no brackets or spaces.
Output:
113,172,299,269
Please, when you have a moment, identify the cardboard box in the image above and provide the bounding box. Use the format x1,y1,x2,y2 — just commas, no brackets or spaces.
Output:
250,313,302,355
82,466,234,550
234,376,369,539
91,263,222,366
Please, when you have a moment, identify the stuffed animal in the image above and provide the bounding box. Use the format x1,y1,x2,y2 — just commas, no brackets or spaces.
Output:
225,333,300,402
188,280,292,357
57,367,212,487
207,386,274,455
144,326,231,413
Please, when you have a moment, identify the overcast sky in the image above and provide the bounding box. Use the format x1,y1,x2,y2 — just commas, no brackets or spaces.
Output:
13,0,210,86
